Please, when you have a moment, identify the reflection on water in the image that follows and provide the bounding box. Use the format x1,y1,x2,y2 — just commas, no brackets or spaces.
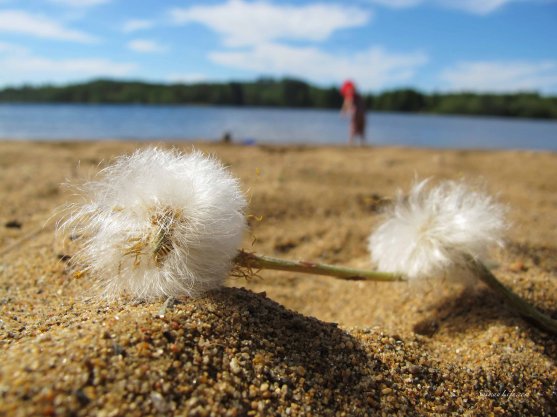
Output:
0,104,556,151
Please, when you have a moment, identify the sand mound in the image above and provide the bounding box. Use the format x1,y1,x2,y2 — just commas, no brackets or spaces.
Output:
1,287,555,416
1,288,373,416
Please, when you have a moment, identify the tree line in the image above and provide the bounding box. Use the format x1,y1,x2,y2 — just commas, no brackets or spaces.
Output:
0,78,556,119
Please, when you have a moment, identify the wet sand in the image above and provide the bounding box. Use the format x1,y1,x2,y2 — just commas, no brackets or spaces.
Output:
0,140,556,416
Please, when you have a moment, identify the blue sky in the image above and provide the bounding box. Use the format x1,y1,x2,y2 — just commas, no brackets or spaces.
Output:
0,0,556,93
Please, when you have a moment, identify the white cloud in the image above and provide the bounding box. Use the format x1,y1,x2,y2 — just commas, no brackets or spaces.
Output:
48,0,111,7
122,19,155,33
437,0,514,15
0,47,136,86
169,0,371,46
167,73,209,84
127,39,167,53
367,0,423,8
0,41,26,54
0,10,98,43
440,60,557,92
367,0,518,14
210,43,427,90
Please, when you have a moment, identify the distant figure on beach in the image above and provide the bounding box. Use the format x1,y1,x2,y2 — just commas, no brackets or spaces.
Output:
340,80,366,146
221,131,232,144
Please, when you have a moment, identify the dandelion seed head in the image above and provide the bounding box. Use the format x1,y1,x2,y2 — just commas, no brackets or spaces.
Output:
62,147,247,300
368,179,507,281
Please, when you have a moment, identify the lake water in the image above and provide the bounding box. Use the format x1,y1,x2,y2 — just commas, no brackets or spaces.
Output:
0,104,556,151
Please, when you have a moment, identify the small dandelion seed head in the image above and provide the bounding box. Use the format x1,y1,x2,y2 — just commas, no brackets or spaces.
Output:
368,179,508,281
60,147,247,300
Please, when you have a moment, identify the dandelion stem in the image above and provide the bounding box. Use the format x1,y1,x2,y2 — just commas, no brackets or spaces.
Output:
234,250,404,282
469,256,557,336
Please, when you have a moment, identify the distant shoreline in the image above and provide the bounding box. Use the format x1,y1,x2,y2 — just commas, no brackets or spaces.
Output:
1,78,556,120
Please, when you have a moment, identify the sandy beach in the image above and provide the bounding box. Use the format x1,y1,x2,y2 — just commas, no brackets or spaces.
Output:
0,140,556,416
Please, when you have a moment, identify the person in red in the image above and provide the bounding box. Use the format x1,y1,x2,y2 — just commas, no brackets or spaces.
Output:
340,80,367,146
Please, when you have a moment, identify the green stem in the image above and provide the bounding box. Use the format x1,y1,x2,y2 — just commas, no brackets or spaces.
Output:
236,251,557,335
234,250,404,282
470,256,557,336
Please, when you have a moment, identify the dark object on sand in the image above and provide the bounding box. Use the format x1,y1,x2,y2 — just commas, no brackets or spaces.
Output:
221,131,232,144
5,220,22,229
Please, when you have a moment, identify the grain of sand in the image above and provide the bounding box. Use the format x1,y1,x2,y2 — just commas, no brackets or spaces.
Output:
0,141,556,416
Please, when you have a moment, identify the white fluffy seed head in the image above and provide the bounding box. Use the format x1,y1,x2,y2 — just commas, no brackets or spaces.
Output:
368,179,507,281
61,147,247,300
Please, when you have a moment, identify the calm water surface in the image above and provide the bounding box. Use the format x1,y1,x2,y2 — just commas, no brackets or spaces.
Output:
0,104,555,151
